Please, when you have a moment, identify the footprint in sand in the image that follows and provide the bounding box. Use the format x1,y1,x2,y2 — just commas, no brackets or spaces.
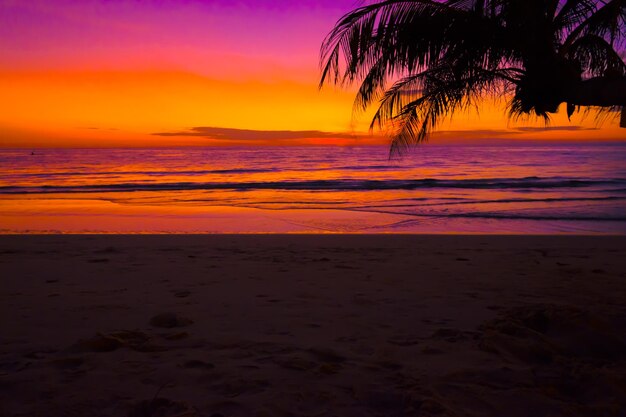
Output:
180,359,215,370
71,330,166,353
128,398,198,417
173,290,191,298
149,313,193,328
387,335,420,347
87,258,110,263
93,246,121,254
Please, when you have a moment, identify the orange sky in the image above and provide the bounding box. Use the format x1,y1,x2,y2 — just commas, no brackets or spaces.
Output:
1,69,623,148
0,0,624,148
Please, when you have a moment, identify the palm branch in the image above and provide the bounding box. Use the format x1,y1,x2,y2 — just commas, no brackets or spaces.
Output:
320,0,626,155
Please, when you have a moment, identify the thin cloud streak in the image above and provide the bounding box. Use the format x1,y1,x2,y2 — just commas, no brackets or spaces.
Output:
515,126,597,132
152,126,370,141
151,125,602,145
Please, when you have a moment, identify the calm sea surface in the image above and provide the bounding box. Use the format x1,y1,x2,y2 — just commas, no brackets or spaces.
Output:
1,145,625,233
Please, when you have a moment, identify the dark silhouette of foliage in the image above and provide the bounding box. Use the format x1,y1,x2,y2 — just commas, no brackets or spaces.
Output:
320,0,626,154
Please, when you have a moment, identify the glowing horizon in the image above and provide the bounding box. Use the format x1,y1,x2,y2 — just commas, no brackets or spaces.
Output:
1,0,624,148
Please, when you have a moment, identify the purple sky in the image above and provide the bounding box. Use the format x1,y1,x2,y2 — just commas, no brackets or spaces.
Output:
0,0,361,81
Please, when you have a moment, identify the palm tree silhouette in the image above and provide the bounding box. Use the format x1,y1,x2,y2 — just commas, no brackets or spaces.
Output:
320,0,626,154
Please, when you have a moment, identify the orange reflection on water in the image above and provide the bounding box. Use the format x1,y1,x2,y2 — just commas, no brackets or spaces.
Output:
1,146,625,234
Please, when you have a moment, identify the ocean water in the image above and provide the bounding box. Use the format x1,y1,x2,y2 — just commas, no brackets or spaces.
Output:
1,145,625,233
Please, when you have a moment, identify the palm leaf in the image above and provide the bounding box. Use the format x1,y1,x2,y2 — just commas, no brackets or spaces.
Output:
567,33,626,76
320,0,626,153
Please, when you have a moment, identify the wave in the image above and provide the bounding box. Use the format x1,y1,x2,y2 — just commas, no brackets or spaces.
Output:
1,165,407,180
394,195,626,206
1,168,279,178
2,177,626,194
355,210,626,222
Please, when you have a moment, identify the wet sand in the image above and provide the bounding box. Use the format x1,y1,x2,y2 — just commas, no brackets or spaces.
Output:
1,235,625,417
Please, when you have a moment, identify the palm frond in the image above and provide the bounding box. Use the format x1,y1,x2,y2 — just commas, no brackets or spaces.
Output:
562,0,626,51
320,0,447,88
319,0,626,154
567,33,626,76
320,0,516,86
373,66,518,156
554,0,597,35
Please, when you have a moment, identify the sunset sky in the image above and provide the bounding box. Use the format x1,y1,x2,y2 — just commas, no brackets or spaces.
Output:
1,0,624,147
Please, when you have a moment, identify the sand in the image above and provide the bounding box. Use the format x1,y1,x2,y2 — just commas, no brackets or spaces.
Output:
1,234,625,417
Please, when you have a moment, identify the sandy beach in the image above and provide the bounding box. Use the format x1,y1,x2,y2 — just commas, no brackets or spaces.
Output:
1,234,625,417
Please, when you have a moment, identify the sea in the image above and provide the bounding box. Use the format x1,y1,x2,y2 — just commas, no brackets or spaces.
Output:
1,145,625,234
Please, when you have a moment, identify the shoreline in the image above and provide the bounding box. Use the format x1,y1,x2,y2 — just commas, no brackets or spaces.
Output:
2,231,626,234
2,198,625,235
2,235,625,416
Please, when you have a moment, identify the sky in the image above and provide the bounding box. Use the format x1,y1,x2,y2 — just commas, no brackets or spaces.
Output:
0,0,624,147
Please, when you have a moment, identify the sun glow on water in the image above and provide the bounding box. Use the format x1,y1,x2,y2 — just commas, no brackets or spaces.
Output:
1,145,625,234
